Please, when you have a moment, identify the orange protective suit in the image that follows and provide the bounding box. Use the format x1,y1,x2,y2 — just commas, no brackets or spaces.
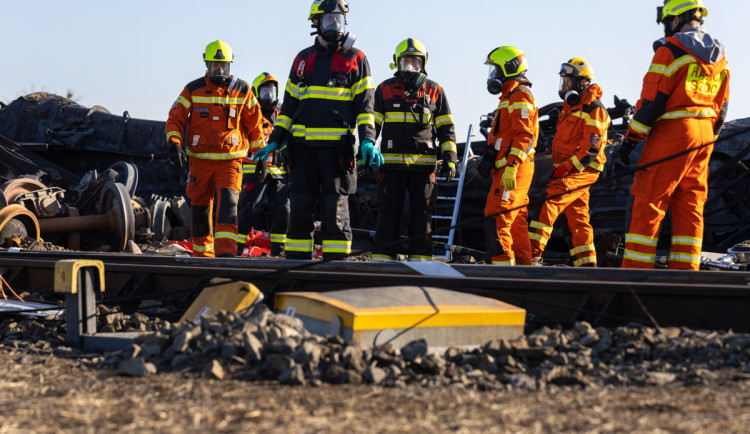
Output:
622,29,730,270
166,74,265,257
483,79,538,266
529,84,610,266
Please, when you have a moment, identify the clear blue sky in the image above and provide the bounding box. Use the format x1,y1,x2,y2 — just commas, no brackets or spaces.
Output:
2,0,745,144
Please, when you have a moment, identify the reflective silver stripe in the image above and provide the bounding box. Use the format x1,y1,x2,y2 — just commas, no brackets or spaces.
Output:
322,239,351,254
382,154,436,166
494,157,508,168
374,112,384,125
626,233,658,247
176,96,191,109
434,114,454,127
186,149,247,160
623,249,655,264
669,252,700,264
192,96,247,105
671,236,702,246
357,113,375,128
166,131,182,141
352,76,375,95
491,259,516,266
440,141,457,154
270,233,287,243
192,243,214,252
300,86,353,101
276,115,292,130
216,232,244,243
371,254,394,262
286,238,313,252
657,109,716,121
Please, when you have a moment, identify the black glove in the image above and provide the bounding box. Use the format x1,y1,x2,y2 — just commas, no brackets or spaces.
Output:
169,140,187,168
476,147,498,178
619,138,637,166
255,160,268,183
440,160,457,182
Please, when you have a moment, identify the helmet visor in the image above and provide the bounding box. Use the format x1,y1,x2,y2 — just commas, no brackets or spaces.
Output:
559,63,577,77
656,6,664,24
487,64,501,80
207,61,230,80
320,13,345,34
258,83,277,103
399,56,423,73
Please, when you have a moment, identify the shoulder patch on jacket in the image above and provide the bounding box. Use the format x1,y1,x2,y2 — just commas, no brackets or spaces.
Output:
663,41,689,61
233,79,250,94
582,98,606,115
187,77,206,93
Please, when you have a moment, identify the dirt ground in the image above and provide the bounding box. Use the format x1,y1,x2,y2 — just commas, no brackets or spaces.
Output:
1,348,748,433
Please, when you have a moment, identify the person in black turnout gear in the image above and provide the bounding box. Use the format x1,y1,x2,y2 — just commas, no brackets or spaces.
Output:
253,0,379,260
371,38,458,262
238,72,290,256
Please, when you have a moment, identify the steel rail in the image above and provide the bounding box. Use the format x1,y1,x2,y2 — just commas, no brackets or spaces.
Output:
1,251,749,330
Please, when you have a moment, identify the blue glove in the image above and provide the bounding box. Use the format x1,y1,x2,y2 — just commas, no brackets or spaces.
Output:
360,139,384,167
252,141,280,163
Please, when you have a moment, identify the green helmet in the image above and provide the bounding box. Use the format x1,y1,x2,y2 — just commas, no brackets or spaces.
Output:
485,46,528,79
308,0,348,20
390,38,428,73
657,0,707,24
203,40,234,62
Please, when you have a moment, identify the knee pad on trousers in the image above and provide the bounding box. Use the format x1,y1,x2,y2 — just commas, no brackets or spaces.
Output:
192,205,211,237
218,188,239,224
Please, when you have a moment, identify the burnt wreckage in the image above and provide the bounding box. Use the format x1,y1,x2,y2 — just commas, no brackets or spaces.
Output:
0,92,748,264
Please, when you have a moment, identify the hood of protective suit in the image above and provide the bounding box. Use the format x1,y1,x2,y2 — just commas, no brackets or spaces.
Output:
675,27,726,64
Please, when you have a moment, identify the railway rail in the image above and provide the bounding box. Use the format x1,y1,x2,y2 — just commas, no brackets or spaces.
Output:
1,250,749,331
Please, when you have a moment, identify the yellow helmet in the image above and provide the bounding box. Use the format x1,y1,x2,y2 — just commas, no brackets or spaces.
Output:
559,58,594,81
308,0,348,20
485,46,528,79
658,0,707,24
390,38,428,73
203,40,234,63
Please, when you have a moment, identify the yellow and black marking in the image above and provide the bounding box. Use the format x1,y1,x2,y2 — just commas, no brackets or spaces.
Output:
180,279,263,325
276,286,525,348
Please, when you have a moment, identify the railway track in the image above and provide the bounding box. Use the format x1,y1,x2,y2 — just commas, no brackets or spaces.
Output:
1,250,749,331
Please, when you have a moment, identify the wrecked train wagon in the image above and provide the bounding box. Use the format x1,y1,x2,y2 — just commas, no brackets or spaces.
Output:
0,93,184,199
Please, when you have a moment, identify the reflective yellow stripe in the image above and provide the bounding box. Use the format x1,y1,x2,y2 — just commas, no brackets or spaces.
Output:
186,149,247,160
408,256,432,262
286,238,313,252
508,102,535,113
300,85,353,101
657,109,716,121
528,232,549,246
491,259,516,266
669,253,700,264
166,131,182,141
322,239,351,254
530,220,553,233
249,139,265,149
192,243,214,252
270,233,287,244
568,110,610,130
374,111,384,125
671,236,702,247
176,96,191,109
509,148,527,161
382,153,437,166
192,96,247,105
215,232,244,243
276,115,292,131
666,55,697,77
589,161,604,171
623,249,656,264
352,76,375,96
434,114,454,128
573,256,597,267
285,80,300,100
570,156,585,172
291,125,350,141
371,254,394,262
440,141,457,154
494,157,507,169
243,165,286,175
629,118,652,135
626,233,658,247
383,111,431,124
570,244,595,255
357,113,375,128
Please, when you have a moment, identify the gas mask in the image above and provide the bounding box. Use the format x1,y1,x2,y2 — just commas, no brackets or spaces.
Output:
257,83,278,111
316,13,356,49
486,64,505,95
558,76,583,106
398,56,425,91
206,61,231,85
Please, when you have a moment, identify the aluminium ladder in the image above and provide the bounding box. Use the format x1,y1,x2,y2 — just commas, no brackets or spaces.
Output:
433,125,475,259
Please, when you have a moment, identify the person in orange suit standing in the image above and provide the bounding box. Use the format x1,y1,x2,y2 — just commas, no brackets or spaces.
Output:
476,46,538,266
528,58,610,267
620,0,729,270
166,40,265,257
